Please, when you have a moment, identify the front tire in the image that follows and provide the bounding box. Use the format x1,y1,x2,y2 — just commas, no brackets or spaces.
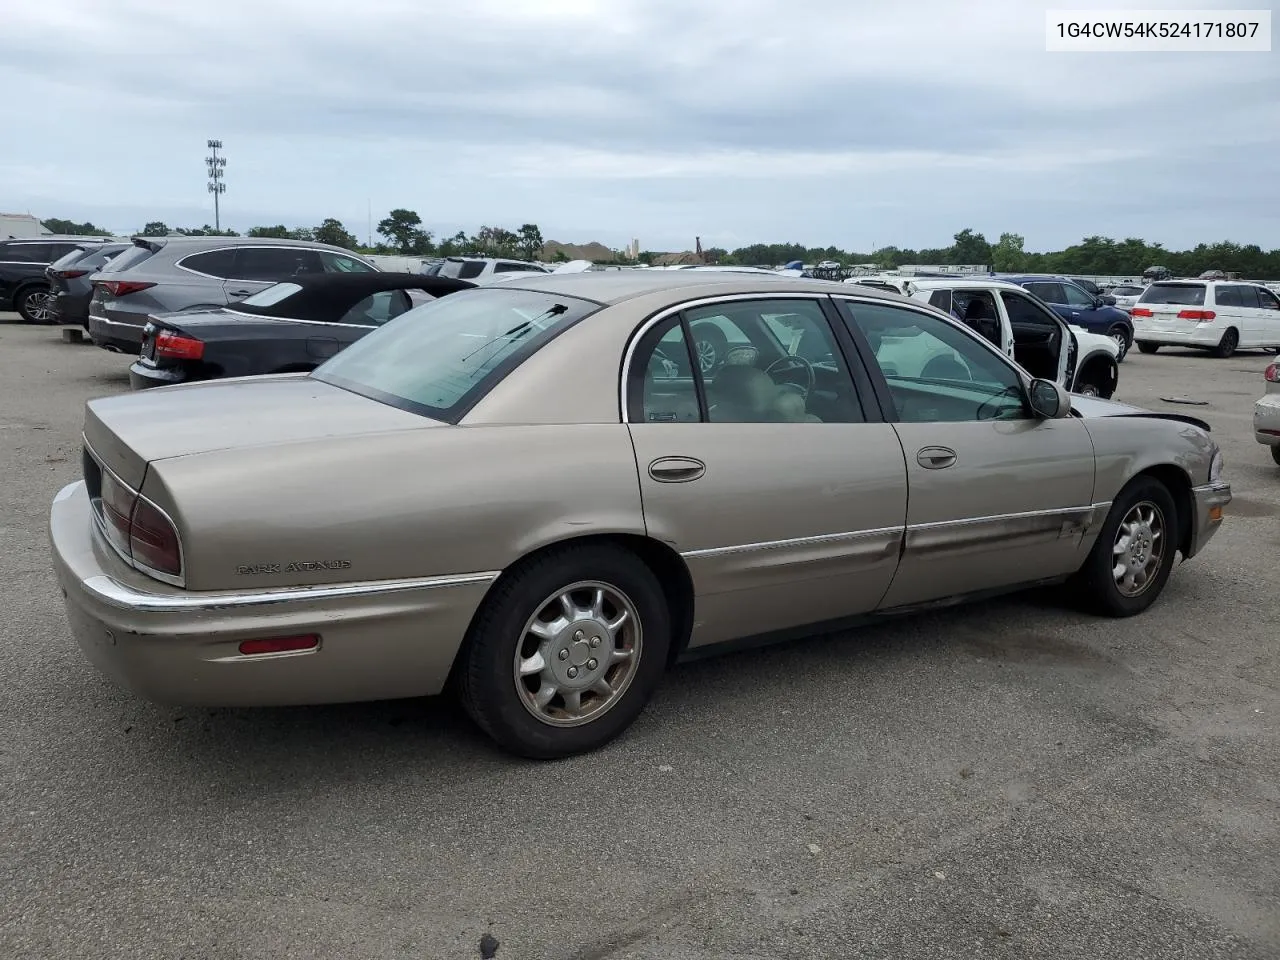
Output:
1137,343,1159,355
1271,445,1280,467
1212,328,1239,359
1108,325,1130,361
458,544,672,759
15,286,55,324
1073,477,1178,617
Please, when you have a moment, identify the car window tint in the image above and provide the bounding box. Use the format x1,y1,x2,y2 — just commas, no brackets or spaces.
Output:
1232,285,1260,308
320,251,376,273
1139,283,1205,306
1002,292,1058,326
178,248,236,278
313,288,597,422
1061,283,1094,307
1256,287,1280,311
494,262,532,273
337,290,413,326
630,316,702,423
455,261,486,280
1213,285,1241,308
841,301,1028,423
691,299,864,424
927,290,953,313
234,247,324,280
1023,282,1058,302
2,243,52,263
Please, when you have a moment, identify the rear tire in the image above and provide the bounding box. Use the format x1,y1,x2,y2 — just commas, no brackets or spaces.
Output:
1137,343,1159,355
15,285,54,324
458,544,671,759
1072,477,1178,618
1212,328,1239,359
1108,325,1130,361
1271,446,1280,467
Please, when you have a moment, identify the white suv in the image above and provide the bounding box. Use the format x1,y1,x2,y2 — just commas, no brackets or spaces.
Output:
1132,280,1280,358
433,257,549,282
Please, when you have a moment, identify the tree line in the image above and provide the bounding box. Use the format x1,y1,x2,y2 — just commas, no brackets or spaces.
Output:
41,216,1280,278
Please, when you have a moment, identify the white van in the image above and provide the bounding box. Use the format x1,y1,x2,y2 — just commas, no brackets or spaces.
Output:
1132,281,1280,358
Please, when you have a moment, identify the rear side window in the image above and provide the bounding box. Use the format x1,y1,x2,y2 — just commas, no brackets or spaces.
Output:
1024,282,1065,303
101,244,159,274
1139,283,1205,306
1232,285,1260,308
1212,286,1242,308
177,248,235,278
494,262,531,273
313,288,598,423
2,243,52,263
455,261,486,280
234,247,324,280
321,251,376,273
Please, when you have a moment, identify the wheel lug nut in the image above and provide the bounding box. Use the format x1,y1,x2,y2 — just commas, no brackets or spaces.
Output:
567,666,579,679
587,658,598,670
575,630,584,640
558,649,569,661
590,636,601,648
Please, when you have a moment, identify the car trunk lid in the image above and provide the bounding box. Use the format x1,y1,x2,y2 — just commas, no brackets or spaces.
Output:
83,376,445,489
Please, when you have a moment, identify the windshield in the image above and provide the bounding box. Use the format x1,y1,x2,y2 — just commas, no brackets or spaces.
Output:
312,288,598,422
1139,283,1206,306
240,282,303,308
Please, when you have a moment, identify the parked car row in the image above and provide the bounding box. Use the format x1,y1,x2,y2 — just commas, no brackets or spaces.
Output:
0,235,124,322
47,269,1233,757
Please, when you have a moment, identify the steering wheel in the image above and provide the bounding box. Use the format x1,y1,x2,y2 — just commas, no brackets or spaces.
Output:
764,355,815,398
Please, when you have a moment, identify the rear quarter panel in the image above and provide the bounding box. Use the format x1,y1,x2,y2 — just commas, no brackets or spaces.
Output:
140,424,646,590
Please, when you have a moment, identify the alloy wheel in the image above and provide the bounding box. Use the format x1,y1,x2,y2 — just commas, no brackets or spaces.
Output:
23,290,54,322
1112,500,1165,598
513,581,642,727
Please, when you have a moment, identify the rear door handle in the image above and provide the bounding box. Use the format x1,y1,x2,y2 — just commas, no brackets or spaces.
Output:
916,446,957,470
227,289,253,298
648,457,706,483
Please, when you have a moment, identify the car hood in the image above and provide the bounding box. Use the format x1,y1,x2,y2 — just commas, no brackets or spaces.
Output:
1070,393,1211,432
84,375,442,489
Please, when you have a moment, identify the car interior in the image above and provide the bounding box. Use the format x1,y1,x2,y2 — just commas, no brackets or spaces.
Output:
998,291,1063,381
638,304,866,424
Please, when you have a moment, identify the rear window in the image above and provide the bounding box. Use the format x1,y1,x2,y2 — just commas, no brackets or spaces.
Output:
103,244,160,275
78,245,128,269
49,248,92,270
312,288,598,423
1138,283,1205,306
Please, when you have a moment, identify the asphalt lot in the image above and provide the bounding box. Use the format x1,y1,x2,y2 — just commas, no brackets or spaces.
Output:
1,313,1277,960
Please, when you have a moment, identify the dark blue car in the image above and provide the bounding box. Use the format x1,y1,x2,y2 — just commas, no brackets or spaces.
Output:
1003,275,1135,361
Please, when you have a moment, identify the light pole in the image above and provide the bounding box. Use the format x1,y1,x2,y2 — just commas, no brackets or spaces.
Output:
206,139,227,232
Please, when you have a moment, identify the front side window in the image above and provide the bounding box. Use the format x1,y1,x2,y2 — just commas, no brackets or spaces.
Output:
1061,283,1095,307
1255,287,1280,311
841,300,1028,423
321,251,376,273
313,288,597,422
1231,285,1260,308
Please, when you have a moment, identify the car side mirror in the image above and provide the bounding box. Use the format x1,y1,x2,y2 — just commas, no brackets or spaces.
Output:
1028,378,1070,419
1099,295,1116,307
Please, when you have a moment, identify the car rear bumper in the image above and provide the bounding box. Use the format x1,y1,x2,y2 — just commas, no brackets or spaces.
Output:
1187,481,1231,559
87,313,144,351
1131,323,1218,347
1254,394,1280,446
50,481,497,706
53,291,91,324
129,359,195,390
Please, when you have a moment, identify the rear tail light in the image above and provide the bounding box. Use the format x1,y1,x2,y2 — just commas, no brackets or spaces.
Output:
1131,307,1153,317
154,330,204,360
1177,310,1216,322
1265,363,1280,383
53,269,89,279
237,635,321,657
97,280,156,297
90,464,183,580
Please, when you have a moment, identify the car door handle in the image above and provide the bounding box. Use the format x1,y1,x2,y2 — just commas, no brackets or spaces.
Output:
649,457,706,483
916,446,957,470
227,289,253,298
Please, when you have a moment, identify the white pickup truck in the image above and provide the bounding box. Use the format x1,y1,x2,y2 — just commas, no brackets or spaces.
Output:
906,277,1121,398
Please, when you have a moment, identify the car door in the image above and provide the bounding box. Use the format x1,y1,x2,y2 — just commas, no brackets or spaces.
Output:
1228,284,1263,346
625,296,908,648
225,247,323,302
834,297,1097,609
1059,281,1106,332
1254,285,1280,346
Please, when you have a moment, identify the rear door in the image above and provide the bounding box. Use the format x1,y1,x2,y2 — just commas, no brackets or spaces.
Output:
625,296,908,648
1136,282,1209,337
1227,284,1263,346
835,296,1096,608
225,247,324,302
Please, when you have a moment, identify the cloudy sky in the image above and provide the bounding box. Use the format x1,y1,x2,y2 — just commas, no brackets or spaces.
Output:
3,0,1277,253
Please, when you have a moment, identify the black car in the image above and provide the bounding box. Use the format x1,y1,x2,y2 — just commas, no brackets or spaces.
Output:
47,243,130,326
0,236,116,322
129,272,475,390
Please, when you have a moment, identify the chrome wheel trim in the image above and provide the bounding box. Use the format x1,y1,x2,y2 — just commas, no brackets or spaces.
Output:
25,290,54,322
1112,500,1166,598
514,580,642,728
696,338,718,373
1111,330,1128,356
1077,382,1100,397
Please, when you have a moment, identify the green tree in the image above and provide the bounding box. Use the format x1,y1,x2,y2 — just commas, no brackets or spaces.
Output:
247,225,291,239
990,233,1027,272
516,223,544,262
377,208,424,253
950,228,992,265
312,218,358,249
408,229,435,256
474,225,518,257
289,226,316,242
141,221,170,236
42,218,112,236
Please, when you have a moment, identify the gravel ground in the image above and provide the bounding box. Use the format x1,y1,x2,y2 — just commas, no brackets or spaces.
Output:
1,315,1277,960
